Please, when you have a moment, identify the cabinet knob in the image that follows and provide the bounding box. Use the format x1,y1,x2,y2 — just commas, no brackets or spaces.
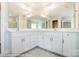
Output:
63,40,64,44
50,38,53,41
67,34,69,36
21,39,25,42
42,36,44,40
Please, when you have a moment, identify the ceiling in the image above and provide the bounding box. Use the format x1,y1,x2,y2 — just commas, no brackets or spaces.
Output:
8,2,74,19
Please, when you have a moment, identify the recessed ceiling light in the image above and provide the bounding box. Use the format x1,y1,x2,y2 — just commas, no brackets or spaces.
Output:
45,4,59,11
18,4,32,12
40,14,47,18
40,14,50,19
45,3,64,11
26,14,32,17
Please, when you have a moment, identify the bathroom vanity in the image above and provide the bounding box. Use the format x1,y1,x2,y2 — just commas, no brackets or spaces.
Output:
1,2,79,57
9,29,79,57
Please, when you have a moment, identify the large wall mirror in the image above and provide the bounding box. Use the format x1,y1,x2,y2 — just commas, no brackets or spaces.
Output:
8,2,74,30
26,16,47,29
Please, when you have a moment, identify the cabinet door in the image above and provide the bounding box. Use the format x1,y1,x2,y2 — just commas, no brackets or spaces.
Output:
11,32,25,56
63,38,73,56
38,31,45,48
25,31,38,49
38,37,44,48
51,32,63,54
30,31,38,48
63,33,77,56
43,31,51,51
24,32,30,52
12,37,23,54
38,31,51,51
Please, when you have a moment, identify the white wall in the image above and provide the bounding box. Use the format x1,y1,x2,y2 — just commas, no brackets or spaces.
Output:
1,3,11,56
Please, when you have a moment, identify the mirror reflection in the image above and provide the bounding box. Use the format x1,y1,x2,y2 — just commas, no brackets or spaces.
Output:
8,2,74,30
26,16,47,29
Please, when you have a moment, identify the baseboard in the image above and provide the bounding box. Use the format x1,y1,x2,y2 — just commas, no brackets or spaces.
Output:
36,46,65,57
16,46,37,57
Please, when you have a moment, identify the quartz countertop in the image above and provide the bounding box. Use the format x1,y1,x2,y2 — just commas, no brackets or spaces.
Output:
8,28,79,32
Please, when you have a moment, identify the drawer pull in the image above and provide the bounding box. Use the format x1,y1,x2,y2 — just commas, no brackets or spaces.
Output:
21,39,25,42
50,38,53,41
63,40,64,44
67,34,69,36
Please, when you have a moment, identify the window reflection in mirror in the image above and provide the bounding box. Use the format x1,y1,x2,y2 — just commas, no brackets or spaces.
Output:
8,16,18,31
26,17,46,29
8,16,17,28
61,20,71,28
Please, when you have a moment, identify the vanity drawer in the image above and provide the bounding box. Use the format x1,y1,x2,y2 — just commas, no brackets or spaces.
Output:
63,33,76,38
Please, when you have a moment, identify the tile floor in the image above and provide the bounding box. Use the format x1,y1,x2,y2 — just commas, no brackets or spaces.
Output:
19,48,60,57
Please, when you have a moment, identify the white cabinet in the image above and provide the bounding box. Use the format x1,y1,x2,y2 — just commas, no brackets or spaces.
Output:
51,32,63,54
11,31,79,57
38,31,63,55
38,31,52,51
11,31,38,56
43,31,52,51
38,31,45,48
12,37,23,54
63,32,79,57
29,31,38,48
23,32,31,52
11,32,25,56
